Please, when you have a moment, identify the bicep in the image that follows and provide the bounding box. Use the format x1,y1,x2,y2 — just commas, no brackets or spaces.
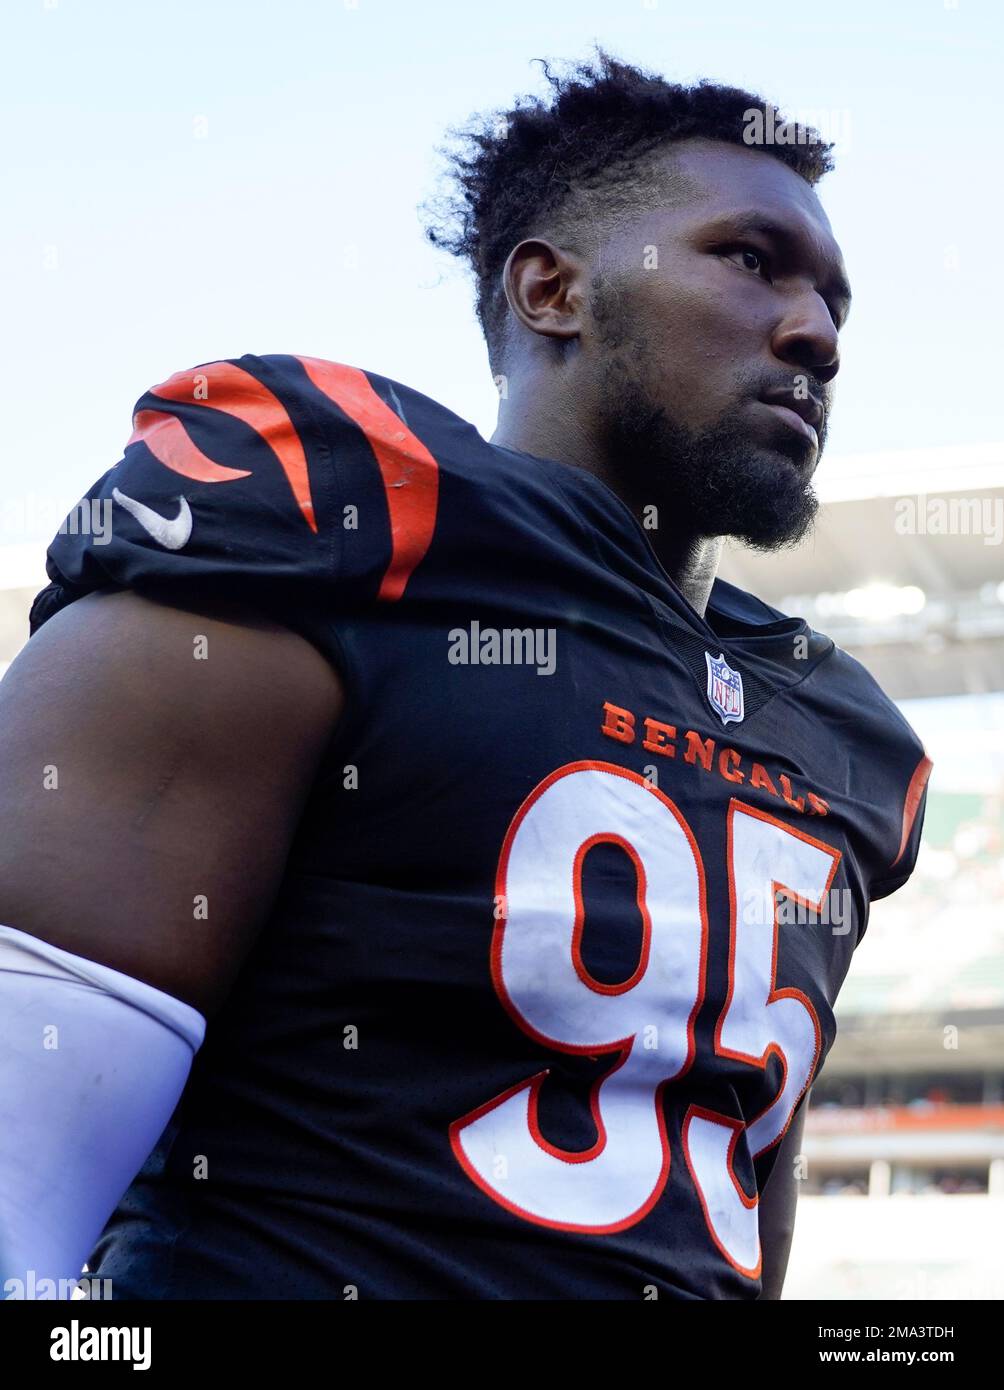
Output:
0,588,343,1015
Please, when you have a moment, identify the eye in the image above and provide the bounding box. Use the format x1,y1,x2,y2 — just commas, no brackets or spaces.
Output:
722,245,773,281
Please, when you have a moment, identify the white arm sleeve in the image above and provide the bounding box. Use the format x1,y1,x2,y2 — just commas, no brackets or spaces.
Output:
0,924,206,1298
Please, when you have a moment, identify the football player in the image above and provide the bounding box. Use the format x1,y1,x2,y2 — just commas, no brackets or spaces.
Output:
0,54,930,1299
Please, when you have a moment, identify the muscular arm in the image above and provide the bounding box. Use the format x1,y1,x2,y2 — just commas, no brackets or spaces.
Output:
0,587,344,1014
757,1089,811,1300
0,587,344,1288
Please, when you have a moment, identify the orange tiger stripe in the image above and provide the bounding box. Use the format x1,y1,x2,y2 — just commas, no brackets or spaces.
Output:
297,357,439,601
889,753,934,869
127,409,252,483
147,362,318,533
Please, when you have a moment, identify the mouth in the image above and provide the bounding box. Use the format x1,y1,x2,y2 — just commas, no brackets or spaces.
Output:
758,400,820,453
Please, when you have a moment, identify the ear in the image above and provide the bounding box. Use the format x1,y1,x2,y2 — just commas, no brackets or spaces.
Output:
501,238,587,344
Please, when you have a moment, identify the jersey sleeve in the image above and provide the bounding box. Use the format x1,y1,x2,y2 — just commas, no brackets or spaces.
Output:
818,646,933,917
867,745,933,901
852,669,932,903
29,353,441,642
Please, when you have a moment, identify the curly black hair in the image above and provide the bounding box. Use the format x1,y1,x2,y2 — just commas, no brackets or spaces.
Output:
424,50,834,371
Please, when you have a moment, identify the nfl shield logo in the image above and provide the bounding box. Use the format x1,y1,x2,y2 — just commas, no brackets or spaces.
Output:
705,651,744,725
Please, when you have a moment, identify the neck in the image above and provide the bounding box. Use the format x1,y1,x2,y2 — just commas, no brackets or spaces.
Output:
491,390,723,619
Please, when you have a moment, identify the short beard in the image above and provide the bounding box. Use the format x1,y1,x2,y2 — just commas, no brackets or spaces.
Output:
592,321,821,552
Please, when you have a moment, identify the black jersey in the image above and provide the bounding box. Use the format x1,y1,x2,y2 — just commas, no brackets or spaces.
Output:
30,353,931,1299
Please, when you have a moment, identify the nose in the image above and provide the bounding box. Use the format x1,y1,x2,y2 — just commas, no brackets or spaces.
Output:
770,295,841,385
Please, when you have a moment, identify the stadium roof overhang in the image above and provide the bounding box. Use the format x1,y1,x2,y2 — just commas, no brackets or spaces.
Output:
719,445,1004,699
825,1009,1004,1074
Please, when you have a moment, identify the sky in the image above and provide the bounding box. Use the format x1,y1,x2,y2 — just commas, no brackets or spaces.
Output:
0,0,1001,560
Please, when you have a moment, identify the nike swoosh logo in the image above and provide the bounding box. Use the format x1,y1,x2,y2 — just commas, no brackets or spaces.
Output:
112,488,193,550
